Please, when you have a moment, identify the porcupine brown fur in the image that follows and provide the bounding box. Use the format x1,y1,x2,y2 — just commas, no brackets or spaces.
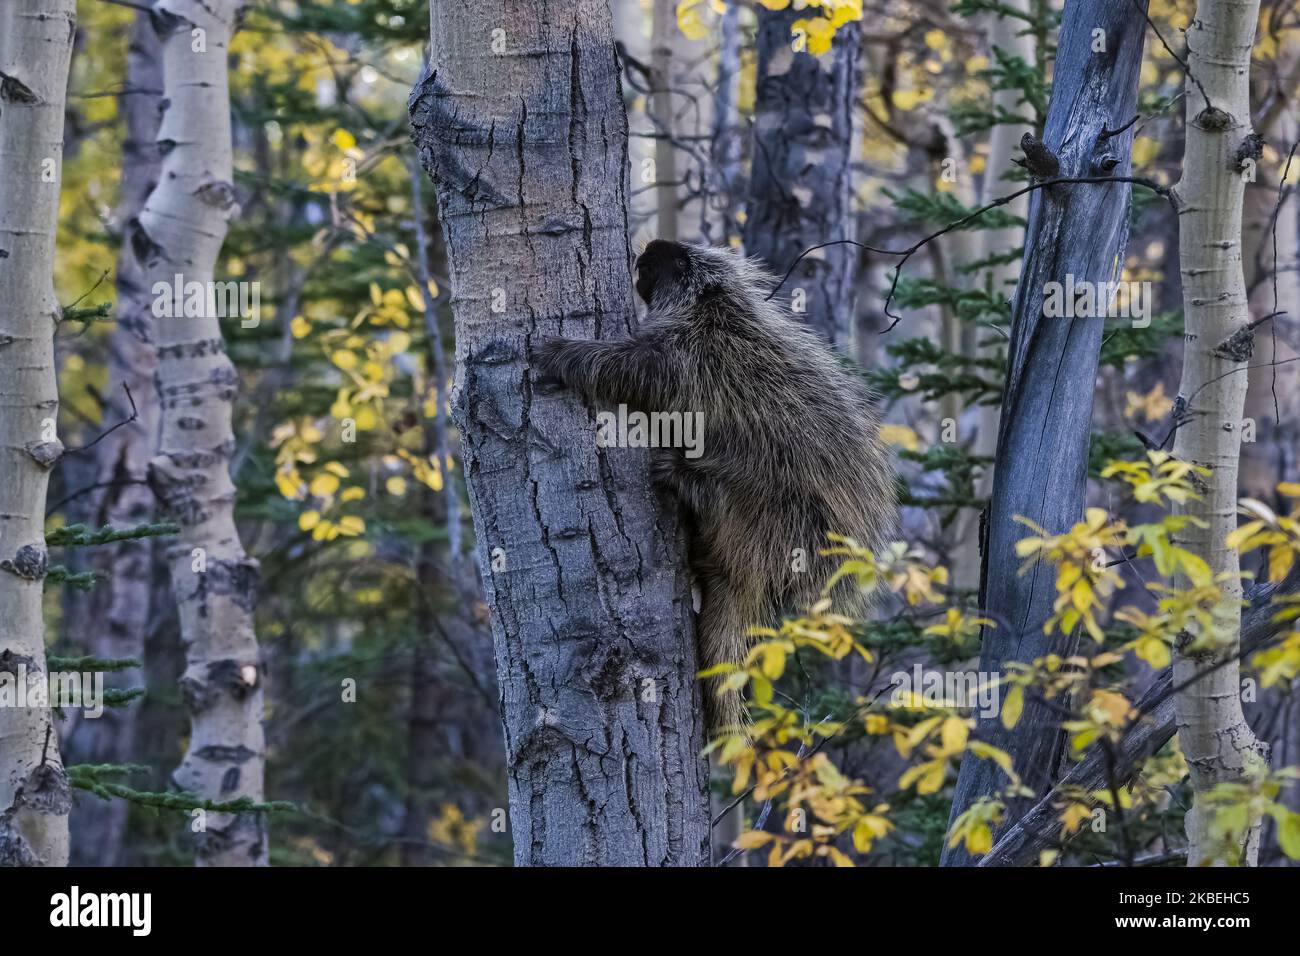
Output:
535,240,897,735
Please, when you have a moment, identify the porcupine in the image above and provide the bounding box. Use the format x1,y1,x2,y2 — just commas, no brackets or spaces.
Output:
535,240,897,734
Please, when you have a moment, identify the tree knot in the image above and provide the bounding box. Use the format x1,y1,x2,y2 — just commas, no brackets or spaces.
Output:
1212,325,1254,362
24,439,64,469
1195,107,1233,131
0,545,48,582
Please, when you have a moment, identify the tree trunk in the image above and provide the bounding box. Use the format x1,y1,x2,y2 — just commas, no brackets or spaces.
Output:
650,0,679,241
744,8,861,348
1168,0,1266,866
707,0,743,246
949,0,1035,590
410,0,709,867
0,0,77,869
941,0,1149,865
1240,33,1300,501
64,8,164,868
134,0,267,867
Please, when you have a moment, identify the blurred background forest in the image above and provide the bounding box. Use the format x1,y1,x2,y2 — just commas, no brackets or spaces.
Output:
22,0,1300,866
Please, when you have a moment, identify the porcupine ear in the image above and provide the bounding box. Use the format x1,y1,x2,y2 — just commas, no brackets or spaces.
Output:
634,239,692,306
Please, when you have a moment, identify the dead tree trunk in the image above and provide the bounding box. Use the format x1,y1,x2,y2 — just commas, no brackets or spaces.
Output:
409,0,709,867
941,0,1149,865
0,0,77,868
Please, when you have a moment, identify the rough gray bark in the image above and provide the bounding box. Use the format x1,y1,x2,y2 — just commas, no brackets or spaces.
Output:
650,0,679,241
409,0,709,867
744,8,860,347
0,0,77,868
64,9,163,868
941,0,1149,865
134,0,266,866
978,569,1298,866
707,0,743,246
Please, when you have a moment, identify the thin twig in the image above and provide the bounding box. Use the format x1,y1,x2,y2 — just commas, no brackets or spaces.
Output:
62,383,138,455
766,175,1174,330
1129,0,1213,112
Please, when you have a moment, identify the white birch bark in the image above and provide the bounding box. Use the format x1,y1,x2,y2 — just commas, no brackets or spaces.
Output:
1169,0,1268,866
0,0,77,868
134,0,266,866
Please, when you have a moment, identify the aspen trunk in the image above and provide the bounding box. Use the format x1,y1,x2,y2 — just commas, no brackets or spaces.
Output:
1169,0,1267,867
134,0,267,866
410,0,709,867
64,9,164,867
0,0,77,868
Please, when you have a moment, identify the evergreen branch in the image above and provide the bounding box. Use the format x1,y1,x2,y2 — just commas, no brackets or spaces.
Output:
48,654,142,672
67,764,296,814
60,302,112,325
46,520,180,548
44,566,104,591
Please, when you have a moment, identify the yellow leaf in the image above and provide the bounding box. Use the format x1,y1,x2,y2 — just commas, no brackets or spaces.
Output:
1131,135,1159,167
878,423,920,451
966,823,992,855
941,716,968,753
386,476,408,496
298,510,321,531
1001,685,1023,730
676,0,711,40
733,830,774,850
309,472,340,498
275,471,304,500
336,515,365,536
1269,545,1295,583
